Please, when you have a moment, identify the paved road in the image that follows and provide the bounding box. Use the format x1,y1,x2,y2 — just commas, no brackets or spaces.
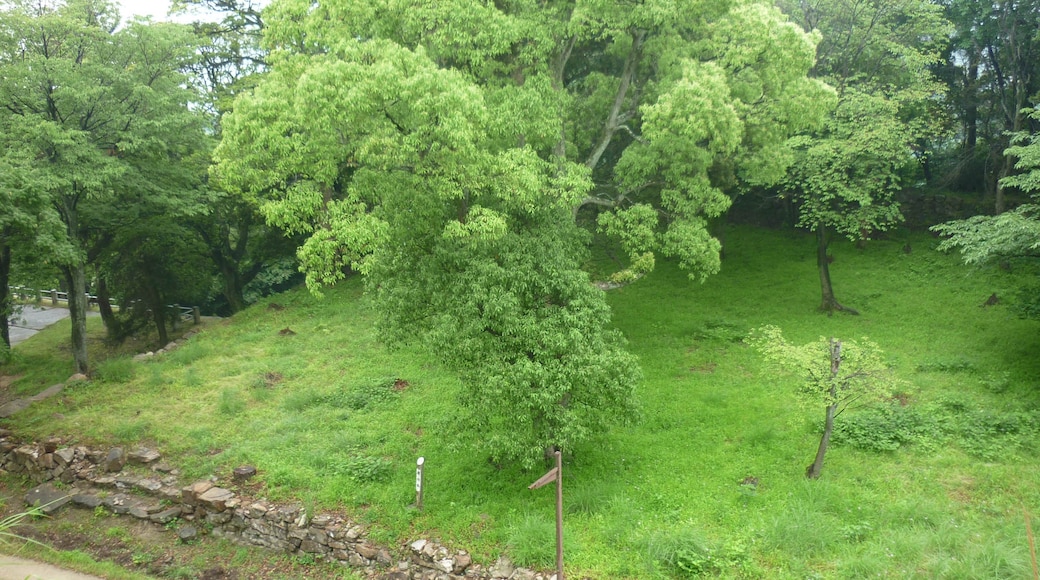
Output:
8,306,97,347
0,555,104,579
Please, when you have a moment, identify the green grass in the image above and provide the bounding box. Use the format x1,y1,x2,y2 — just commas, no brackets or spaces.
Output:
3,225,1040,578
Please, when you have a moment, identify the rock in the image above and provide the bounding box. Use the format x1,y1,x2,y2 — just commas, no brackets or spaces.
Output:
490,556,514,579
54,448,75,466
197,486,234,512
128,447,161,464
151,507,181,524
411,539,428,552
182,481,214,505
232,465,257,481
132,352,153,362
436,558,455,573
71,494,102,509
310,514,331,528
509,570,536,580
355,542,380,559
25,483,72,515
454,553,473,573
67,373,88,383
42,438,60,453
103,448,126,473
135,479,163,493
129,506,150,519
177,526,198,543
38,453,55,469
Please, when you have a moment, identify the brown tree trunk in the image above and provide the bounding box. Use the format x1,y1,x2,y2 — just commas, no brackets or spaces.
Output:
95,275,120,342
0,242,11,352
61,262,89,375
816,225,859,315
807,339,842,479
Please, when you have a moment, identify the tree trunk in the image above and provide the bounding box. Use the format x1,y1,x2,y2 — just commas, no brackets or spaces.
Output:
61,262,89,375
807,339,842,479
220,262,246,314
0,242,11,352
816,224,859,315
95,275,121,342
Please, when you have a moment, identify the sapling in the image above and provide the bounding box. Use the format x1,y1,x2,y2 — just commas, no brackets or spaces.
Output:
747,325,898,478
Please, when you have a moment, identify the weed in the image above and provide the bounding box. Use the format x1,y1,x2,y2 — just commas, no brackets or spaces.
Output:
506,513,558,567
337,455,392,484
111,420,151,442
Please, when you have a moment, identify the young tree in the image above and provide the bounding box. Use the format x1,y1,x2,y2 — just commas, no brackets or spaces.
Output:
0,0,206,372
778,0,949,313
748,325,897,479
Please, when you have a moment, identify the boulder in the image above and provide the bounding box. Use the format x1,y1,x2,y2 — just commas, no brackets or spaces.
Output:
25,483,71,515
103,448,126,473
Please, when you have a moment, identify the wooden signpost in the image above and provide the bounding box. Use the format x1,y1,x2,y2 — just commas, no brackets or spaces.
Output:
529,449,563,580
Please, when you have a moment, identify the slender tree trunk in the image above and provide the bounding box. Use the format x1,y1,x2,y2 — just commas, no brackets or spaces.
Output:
95,275,121,342
807,339,842,479
816,224,858,315
61,262,89,375
0,242,11,352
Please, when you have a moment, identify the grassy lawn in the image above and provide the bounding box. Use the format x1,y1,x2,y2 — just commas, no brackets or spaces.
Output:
3,225,1039,578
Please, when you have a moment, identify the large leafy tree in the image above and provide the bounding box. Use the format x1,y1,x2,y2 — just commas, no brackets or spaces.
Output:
779,0,949,313
0,0,207,373
214,0,830,465
936,0,1040,211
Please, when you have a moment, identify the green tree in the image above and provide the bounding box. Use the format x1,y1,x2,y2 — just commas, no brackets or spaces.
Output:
779,0,949,313
0,0,206,372
214,0,831,465
935,0,1040,211
934,106,1040,316
748,325,897,479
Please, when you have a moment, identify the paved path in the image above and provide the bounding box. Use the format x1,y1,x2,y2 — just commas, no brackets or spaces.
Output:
8,306,97,347
0,555,104,580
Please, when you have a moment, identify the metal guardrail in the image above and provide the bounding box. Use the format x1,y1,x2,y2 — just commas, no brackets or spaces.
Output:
9,285,197,323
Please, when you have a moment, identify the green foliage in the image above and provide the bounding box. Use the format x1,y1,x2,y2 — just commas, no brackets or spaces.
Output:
747,326,897,409
0,0,210,371
833,400,1040,460
643,527,750,578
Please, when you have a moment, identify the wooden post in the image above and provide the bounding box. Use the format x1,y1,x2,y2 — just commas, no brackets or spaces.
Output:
415,457,425,510
50,290,58,306
192,306,201,325
554,450,563,580
529,450,564,580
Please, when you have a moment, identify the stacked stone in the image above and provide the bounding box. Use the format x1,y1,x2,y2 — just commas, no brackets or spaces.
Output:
1,433,552,580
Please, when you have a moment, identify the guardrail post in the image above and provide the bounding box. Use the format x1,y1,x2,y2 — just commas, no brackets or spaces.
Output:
192,306,201,325
51,290,58,306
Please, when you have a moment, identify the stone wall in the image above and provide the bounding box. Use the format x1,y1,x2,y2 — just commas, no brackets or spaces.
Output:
2,432,545,580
